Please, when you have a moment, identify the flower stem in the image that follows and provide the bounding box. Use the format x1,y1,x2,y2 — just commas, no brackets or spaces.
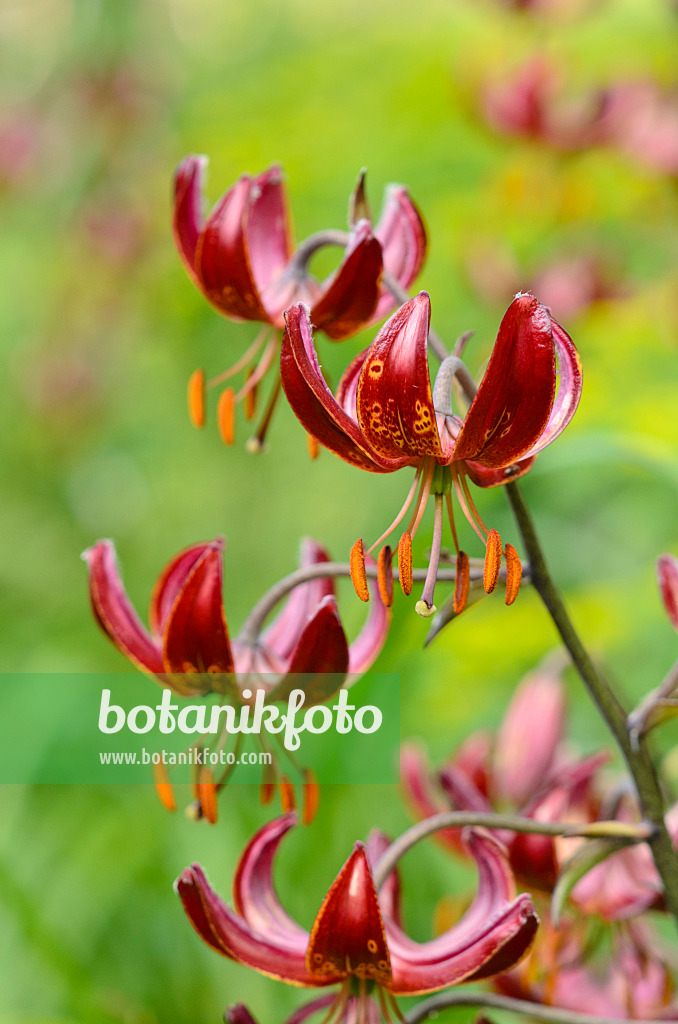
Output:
371,809,653,890
405,989,678,1024
505,479,678,926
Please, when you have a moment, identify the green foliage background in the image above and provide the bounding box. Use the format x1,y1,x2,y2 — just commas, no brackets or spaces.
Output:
2,0,678,1019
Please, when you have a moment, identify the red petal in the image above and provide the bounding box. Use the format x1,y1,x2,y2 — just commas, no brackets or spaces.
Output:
258,539,335,662
162,542,235,679
176,864,320,986
517,319,582,460
173,155,207,279
453,294,556,468
311,221,383,340
195,174,270,322
658,554,678,632
365,830,402,927
386,830,539,994
281,303,404,473
357,292,450,462
372,185,427,321
149,540,221,636
307,843,392,984
233,813,308,950
245,165,293,298
463,454,535,489
83,540,164,676
493,671,564,807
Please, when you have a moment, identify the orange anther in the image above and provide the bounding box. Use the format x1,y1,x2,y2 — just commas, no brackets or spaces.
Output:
187,369,206,429
279,774,296,813
259,762,276,806
243,369,257,421
198,766,218,824
350,538,370,602
504,542,523,606
483,528,502,594
377,545,394,607
397,532,413,596
306,432,319,460
302,767,320,825
454,550,470,614
152,760,176,813
217,388,236,445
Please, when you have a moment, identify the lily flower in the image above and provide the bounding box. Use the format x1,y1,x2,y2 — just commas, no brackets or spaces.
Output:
495,914,678,1020
176,813,539,1023
173,157,425,448
401,669,606,890
281,291,581,616
83,537,389,820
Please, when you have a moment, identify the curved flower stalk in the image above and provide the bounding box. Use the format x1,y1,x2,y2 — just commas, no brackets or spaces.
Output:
494,913,678,1020
401,668,606,890
281,291,581,617
173,157,425,448
83,537,389,821
628,554,678,744
176,813,539,1023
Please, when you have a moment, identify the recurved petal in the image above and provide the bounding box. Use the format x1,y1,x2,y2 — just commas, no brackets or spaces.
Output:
149,540,222,636
658,554,678,632
365,830,402,926
281,303,404,473
258,539,335,662
493,671,565,807
453,294,557,468
173,155,207,277
516,319,582,461
280,595,350,678
372,185,427,322
195,173,270,321
226,1005,260,1024
162,541,235,678
400,744,464,855
83,539,164,676
176,863,320,986
463,455,535,489
307,843,392,985
357,292,450,462
246,165,293,297
233,813,309,951
312,220,383,340
386,830,538,994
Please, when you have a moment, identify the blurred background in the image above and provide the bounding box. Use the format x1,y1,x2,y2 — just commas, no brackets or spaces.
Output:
2,0,678,1019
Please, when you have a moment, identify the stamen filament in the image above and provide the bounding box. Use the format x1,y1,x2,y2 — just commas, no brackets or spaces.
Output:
246,374,282,453
450,465,486,545
459,470,490,539
206,327,270,388
243,368,257,421
367,466,423,554
234,336,278,404
445,492,460,555
408,459,435,539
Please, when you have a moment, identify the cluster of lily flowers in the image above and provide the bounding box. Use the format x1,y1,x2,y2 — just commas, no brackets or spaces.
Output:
82,149,678,1024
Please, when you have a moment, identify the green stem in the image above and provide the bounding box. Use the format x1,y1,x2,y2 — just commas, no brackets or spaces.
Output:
506,480,678,925
405,989,678,1024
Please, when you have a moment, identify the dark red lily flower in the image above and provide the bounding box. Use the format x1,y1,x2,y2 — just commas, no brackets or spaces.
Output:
401,669,606,890
495,914,678,1019
658,554,678,633
174,157,425,447
281,291,581,616
176,813,538,1021
596,82,678,178
84,537,389,819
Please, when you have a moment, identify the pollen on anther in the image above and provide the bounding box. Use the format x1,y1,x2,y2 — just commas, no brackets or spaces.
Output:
398,532,413,596
279,774,296,813
187,369,206,429
454,550,470,614
504,542,523,606
350,538,370,602
198,766,218,824
217,388,236,445
377,545,394,607
152,760,176,812
483,528,502,594
259,762,276,805
302,767,320,825
243,369,257,421
306,432,319,460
